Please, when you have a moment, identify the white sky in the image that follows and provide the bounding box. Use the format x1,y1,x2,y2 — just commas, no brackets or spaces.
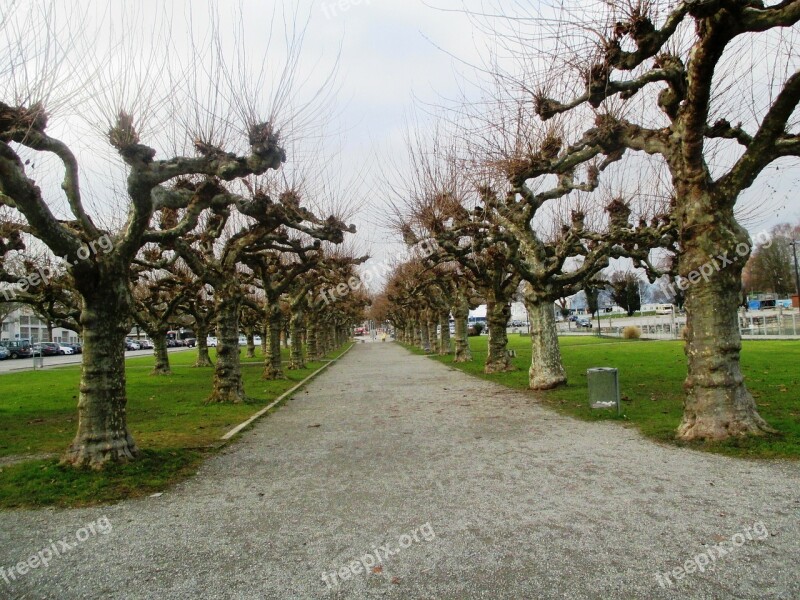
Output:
3,0,800,289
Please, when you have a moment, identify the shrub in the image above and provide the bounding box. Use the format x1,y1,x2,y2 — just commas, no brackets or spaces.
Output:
623,326,641,339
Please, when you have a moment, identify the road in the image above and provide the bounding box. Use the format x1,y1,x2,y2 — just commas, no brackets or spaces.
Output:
0,347,194,374
0,341,797,598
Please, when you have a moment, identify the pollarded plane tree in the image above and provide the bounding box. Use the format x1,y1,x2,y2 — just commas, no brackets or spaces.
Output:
391,126,521,372
471,145,675,389
296,250,369,365
174,269,216,368
384,259,438,352
0,109,285,465
379,263,421,345
242,190,356,380
0,2,334,465
171,188,341,400
495,0,800,438
0,242,82,341
404,193,522,373
130,248,194,375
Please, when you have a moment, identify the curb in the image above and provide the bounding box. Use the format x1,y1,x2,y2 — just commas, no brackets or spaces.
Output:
220,343,355,441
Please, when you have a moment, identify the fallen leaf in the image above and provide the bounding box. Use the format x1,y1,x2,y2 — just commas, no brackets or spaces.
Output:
371,566,383,574
391,576,400,584
307,424,321,428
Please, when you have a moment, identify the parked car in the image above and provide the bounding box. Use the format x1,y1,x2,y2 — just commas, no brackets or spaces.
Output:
0,339,33,359
0,346,9,360
166,338,178,348
137,339,154,350
576,318,593,328
57,344,74,355
67,343,82,354
238,335,247,346
184,338,197,347
33,342,60,356
125,340,141,351
206,337,218,347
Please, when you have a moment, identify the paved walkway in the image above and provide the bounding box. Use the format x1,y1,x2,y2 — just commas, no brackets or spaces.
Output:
1,342,798,599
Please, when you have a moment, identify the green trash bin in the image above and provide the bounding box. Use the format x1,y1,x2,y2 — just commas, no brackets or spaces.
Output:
587,367,620,415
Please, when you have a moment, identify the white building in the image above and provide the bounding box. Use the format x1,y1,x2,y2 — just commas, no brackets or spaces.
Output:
0,306,80,344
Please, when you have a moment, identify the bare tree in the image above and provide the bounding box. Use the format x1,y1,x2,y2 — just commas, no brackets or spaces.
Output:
476,0,800,439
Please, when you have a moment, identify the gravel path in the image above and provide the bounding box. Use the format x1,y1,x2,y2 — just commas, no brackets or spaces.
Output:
1,341,798,599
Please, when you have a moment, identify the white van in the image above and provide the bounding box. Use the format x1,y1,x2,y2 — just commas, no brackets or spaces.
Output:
654,304,674,315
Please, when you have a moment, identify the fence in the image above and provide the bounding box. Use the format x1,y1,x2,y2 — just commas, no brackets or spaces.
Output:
559,309,800,340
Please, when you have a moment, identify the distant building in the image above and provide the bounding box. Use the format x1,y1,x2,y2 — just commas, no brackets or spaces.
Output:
468,302,529,323
0,306,80,343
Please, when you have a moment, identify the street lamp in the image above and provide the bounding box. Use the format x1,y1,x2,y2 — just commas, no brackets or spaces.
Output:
790,240,800,306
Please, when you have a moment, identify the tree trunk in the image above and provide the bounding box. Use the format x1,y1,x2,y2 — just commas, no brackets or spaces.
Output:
208,295,246,403
485,300,514,373
151,331,171,375
419,320,431,352
452,299,471,363
289,312,306,370
245,328,256,358
438,311,451,355
428,318,439,354
264,303,285,379
524,292,566,390
63,284,138,468
194,319,212,367
676,219,773,440
306,320,319,360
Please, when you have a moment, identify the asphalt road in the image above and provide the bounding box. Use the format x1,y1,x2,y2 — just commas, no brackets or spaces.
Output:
0,341,797,599
0,347,194,374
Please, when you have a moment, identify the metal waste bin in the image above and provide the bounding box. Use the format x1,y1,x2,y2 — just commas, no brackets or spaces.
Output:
587,367,620,414
32,352,44,369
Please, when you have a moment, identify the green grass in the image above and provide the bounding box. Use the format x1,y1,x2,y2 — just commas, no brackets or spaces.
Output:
420,335,800,460
0,344,351,508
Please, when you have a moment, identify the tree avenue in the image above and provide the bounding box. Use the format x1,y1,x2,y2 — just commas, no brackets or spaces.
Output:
382,0,800,442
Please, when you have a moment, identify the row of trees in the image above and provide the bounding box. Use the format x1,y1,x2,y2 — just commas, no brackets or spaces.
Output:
378,0,800,442
0,5,367,468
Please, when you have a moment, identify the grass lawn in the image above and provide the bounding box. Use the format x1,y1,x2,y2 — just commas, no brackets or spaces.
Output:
418,335,800,460
0,344,351,508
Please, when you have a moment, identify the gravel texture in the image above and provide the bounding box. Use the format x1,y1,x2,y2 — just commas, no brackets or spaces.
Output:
0,340,798,599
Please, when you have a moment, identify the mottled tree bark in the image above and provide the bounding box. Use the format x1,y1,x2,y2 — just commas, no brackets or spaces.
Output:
485,300,514,373
452,297,472,363
151,331,171,375
264,303,285,379
193,320,213,367
289,311,306,370
419,320,431,352
524,290,566,390
245,327,256,358
306,320,319,360
677,212,773,440
208,295,245,403
428,317,440,354
438,311,451,355
63,284,138,467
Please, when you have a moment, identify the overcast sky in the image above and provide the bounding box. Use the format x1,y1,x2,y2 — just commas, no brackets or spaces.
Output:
5,0,800,290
